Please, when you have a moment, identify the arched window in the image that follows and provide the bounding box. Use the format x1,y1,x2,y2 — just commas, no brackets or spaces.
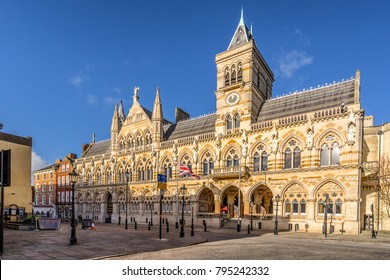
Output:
335,199,342,214
261,152,268,171
237,62,243,82
293,147,301,168
285,200,291,214
164,163,172,179
226,115,232,131
320,143,329,166
300,200,306,214
233,155,239,167
253,152,260,171
227,156,232,167
318,200,324,214
284,148,292,169
231,65,237,84
234,114,240,129
292,199,299,214
331,142,340,165
224,68,230,86
203,159,209,175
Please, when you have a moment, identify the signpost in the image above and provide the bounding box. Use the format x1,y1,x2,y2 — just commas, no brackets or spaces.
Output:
157,174,167,240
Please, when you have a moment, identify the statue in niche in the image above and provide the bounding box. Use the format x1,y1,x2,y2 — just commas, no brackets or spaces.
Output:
347,124,356,145
215,133,222,161
306,129,314,150
241,129,248,158
192,137,199,163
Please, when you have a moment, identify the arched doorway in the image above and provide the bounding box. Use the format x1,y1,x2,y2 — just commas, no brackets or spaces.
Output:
249,185,274,217
221,186,243,218
198,188,215,213
106,193,113,223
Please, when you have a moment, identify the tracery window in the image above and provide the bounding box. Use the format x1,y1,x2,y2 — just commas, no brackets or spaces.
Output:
234,113,240,129
284,140,301,169
203,153,214,175
320,134,341,166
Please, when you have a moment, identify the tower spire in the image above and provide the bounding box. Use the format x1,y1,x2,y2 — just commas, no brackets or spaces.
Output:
227,8,253,50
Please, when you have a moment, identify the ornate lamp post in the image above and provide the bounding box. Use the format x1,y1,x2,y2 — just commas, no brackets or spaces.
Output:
179,185,187,238
191,203,194,236
69,170,79,245
250,201,253,231
274,195,281,235
125,171,129,230
324,193,329,237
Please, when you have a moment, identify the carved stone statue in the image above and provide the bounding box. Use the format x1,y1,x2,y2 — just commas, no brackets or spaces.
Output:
306,129,314,150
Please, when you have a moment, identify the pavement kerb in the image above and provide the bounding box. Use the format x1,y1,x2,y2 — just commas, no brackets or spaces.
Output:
91,237,209,260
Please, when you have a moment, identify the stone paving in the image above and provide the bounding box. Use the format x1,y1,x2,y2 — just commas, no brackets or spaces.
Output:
1,221,390,260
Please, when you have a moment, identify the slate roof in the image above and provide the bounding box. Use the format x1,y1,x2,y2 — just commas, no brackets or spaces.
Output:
257,79,356,122
34,162,60,172
164,114,216,140
82,140,111,158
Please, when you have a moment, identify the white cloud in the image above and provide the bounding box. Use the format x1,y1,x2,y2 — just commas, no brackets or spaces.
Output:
69,72,87,88
279,50,313,78
104,96,116,105
87,94,98,105
112,87,121,94
31,151,47,172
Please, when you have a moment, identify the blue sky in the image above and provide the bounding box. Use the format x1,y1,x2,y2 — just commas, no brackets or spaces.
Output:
0,0,389,172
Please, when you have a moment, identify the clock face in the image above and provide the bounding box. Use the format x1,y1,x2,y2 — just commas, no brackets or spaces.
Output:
226,92,240,106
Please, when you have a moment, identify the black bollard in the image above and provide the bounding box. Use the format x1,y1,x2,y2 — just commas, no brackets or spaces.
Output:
166,222,169,232
175,221,179,229
204,222,207,232
148,221,151,231
162,218,165,224
146,218,148,223
248,224,250,234
135,221,137,230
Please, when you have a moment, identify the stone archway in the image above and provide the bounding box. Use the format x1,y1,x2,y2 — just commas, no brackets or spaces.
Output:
198,188,215,213
221,186,244,218
249,185,274,217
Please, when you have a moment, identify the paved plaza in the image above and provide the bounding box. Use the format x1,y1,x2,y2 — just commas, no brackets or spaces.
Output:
1,221,390,260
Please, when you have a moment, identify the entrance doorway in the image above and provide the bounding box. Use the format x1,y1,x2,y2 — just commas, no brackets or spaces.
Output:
106,193,113,223
221,186,243,219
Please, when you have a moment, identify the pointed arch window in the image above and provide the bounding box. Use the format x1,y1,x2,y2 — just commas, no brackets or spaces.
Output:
164,163,172,179
300,199,306,214
226,115,232,131
237,62,243,82
284,148,292,169
292,199,299,214
261,151,268,171
231,65,237,84
293,147,301,168
253,152,260,171
320,143,329,166
331,142,340,165
224,68,230,86
227,156,233,167
285,200,291,214
318,200,324,214
234,114,240,129
233,155,239,167
335,199,342,214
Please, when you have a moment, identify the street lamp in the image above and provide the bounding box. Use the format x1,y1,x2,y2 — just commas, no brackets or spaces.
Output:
324,193,329,237
191,203,194,236
150,203,153,226
69,170,79,245
377,130,384,234
250,201,253,231
274,195,280,235
125,171,129,230
179,185,187,238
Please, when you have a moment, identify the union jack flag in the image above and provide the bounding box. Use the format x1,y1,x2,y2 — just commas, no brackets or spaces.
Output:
179,163,200,180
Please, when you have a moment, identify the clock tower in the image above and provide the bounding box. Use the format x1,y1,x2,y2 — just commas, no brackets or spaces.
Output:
215,9,274,135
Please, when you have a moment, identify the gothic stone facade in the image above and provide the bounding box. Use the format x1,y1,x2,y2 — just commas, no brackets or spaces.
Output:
73,15,386,234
